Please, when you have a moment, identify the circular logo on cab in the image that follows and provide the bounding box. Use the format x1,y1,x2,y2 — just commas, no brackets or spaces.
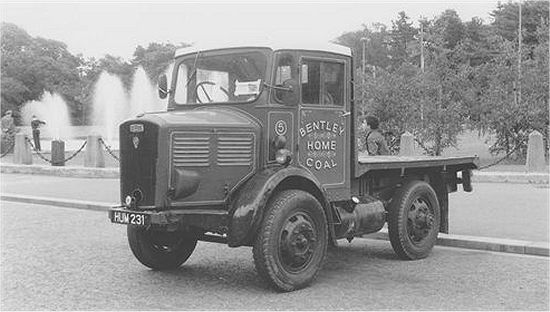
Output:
275,120,287,136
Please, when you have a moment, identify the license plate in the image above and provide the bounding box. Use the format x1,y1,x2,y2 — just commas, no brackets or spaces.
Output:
110,210,150,226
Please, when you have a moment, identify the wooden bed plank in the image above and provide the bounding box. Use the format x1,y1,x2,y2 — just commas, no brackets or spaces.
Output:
355,152,478,177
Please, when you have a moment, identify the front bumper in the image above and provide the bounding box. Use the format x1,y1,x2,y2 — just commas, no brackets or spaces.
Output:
108,206,229,233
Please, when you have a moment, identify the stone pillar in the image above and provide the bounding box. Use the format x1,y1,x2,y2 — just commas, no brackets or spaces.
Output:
13,133,32,165
51,140,65,166
399,131,415,156
85,135,105,168
526,130,546,172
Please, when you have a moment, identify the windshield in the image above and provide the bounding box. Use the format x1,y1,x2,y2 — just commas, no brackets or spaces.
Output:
173,51,267,105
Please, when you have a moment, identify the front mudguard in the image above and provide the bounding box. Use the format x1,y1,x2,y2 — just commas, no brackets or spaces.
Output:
227,166,336,247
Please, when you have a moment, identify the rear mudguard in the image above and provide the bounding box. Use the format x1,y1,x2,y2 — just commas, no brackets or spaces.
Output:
227,166,337,247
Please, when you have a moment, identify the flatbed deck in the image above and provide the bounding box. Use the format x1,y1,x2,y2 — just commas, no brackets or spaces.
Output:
356,153,478,177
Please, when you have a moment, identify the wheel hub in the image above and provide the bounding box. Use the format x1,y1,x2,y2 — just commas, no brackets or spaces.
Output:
407,198,434,243
280,214,317,271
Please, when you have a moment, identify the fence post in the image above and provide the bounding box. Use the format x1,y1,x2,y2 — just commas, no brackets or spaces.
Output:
13,133,32,165
84,134,105,168
526,130,546,172
399,131,415,156
51,140,65,166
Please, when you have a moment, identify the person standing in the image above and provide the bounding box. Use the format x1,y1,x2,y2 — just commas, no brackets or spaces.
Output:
31,115,46,151
362,115,389,156
1,110,15,135
1,110,16,152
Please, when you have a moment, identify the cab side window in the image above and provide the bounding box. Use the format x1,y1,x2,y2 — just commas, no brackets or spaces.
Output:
301,59,344,106
273,53,296,104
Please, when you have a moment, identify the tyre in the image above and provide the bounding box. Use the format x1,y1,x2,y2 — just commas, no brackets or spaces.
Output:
127,226,198,270
388,180,441,260
253,190,328,292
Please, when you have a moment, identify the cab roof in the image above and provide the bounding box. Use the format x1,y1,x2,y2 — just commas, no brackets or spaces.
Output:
174,40,352,58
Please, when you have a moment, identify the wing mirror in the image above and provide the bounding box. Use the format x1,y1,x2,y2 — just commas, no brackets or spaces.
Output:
158,74,169,99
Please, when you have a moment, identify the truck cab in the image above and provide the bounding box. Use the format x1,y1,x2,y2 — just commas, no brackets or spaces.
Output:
109,42,477,292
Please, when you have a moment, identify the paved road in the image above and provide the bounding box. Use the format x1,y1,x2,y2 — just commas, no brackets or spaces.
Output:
1,174,548,242
449,183,549,242
1,202,548,310
1,174,119,203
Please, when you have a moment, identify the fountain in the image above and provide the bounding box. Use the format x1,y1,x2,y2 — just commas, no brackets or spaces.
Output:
91,67,170,143
21,92,73,141
13,67,170,165
91,72,128,143
129,66,159,117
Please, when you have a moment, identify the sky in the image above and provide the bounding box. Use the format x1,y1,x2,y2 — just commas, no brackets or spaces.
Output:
1,0,502,60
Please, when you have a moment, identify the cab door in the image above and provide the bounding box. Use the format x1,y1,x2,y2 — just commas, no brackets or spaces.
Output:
297,54,351,201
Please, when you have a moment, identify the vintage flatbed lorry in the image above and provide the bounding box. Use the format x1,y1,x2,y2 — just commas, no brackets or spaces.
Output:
108,42,478,291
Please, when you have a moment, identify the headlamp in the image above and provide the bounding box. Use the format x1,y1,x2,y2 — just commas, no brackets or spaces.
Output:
275,148,291,165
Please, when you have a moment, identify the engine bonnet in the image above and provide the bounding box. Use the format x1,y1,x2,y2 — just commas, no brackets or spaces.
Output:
120,107,261,208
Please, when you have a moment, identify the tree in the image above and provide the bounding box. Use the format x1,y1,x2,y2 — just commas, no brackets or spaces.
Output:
335,23,393,72
1,22,195,125
491,0,549,46
1,77,30,114
474,17,549,158
413,55,471,156
354,10,473,156
460,17,495,66
432,9,466,50
1,23,84,124
1,23,35,119
390,11,418,66
97,54,134,89
132,42,183,80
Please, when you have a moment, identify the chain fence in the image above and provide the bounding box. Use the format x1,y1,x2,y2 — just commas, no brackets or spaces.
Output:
24,137,87,166
412,136,522,170
8,136,119,165
98,137,120,162
477,144,523,170
3,131,531,170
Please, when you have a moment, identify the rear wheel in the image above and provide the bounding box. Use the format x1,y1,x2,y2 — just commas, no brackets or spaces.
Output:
388,180,440,260
127,226,198,270
253,190,328,292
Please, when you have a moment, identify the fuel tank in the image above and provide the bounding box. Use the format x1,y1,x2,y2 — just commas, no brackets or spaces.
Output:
332,195,386,239
119,107,261,210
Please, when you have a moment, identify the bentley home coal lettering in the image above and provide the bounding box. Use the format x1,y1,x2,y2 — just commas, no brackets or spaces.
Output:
306,158,337,170
108,43,478,293
300,120,344,171
299,120,345,137
307,140,337,151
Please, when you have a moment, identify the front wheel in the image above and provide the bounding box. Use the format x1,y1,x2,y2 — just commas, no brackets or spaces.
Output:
253,190,328,292
388,180,441,260
127,226,198,270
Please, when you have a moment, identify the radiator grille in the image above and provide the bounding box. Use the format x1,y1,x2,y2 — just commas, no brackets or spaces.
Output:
172,135,210,167
217,135,253,166
120,120,158,206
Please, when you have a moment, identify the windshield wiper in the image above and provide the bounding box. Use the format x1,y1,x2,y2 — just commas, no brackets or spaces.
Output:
263,82,293,92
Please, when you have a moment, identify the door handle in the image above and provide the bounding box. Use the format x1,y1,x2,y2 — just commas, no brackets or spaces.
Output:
340,111,351,117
